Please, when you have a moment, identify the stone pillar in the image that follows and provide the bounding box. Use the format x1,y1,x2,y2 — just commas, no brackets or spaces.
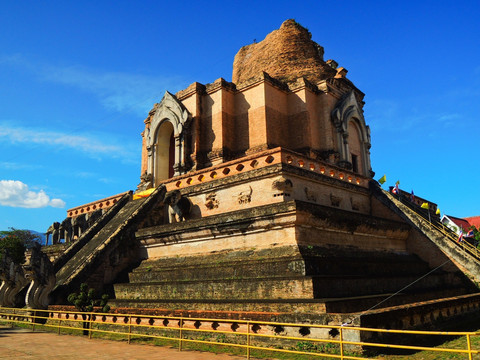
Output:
173,134,182,176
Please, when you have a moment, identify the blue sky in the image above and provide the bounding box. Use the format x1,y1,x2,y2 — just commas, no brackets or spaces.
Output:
1,1,479,232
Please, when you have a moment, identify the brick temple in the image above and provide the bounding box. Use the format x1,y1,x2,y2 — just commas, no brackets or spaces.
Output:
36,20,480,333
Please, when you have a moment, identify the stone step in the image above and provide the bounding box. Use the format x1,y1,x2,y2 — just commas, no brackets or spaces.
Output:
312,271,463,298
114,272,463,301
115,276,315,300
129,257,305,283
110,287,473,315
303,255,431,277
129,252,432,284
55,199,146,287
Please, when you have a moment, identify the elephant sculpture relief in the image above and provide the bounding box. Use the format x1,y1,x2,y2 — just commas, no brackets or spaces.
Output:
86,209,103,228
71,213,88,239
45,222,60,245
0,250,29,307
23,243,56,310
164,190,192,223
59,217,73,243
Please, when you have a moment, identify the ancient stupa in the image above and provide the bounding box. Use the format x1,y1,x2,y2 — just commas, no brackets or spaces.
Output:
35,20,480,331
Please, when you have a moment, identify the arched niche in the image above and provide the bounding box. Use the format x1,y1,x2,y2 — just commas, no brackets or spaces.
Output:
145,92,191,185
154,121,175,184
347,120,364,175
331,91,372,176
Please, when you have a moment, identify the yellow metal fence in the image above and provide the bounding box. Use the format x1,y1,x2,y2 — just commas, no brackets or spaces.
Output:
394,192,480,262
1,307,480,359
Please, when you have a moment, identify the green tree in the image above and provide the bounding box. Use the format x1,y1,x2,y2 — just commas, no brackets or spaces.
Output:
67,283,110,313
0,228,40,264
67,283,110,335
469,226,480,246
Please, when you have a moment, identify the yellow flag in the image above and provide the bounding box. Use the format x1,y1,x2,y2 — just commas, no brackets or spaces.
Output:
378,174,386,184
421,202,429,209
436,208,440,215
395,180,400,186
133,187,155,200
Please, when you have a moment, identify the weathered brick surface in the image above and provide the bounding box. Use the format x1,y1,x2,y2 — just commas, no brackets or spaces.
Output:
232,19,337,85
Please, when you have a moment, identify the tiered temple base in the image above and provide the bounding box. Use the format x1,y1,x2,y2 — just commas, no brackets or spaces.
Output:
111,200,480,328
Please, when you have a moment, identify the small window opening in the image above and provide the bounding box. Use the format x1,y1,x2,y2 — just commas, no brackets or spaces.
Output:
351,154,359,173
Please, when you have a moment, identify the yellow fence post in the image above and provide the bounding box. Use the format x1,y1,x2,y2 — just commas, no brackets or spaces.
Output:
128,315,132,344
5,306,480,359
32,310,36,332
467,333,473,360
247,321,251,359
179,317,183,351
340,327,344,360
88,312,93,339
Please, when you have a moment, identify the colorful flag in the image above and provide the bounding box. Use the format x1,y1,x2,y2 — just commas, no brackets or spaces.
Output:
394,181,400,195
467,230,475,238
458,231,464,243
410,190,415,202
392,187,398,194
378,174,386,185
421,202,429,209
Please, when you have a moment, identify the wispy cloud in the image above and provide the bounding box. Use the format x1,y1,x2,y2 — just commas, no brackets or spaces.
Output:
0,122,136,162
0,54,186,115
0,162,43,171
0,180,65,208
40,65,178,114
437,113,461,128
367,96,466,133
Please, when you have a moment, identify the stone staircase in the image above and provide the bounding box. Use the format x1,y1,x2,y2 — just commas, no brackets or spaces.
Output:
371,183,480,282
51,186,166,302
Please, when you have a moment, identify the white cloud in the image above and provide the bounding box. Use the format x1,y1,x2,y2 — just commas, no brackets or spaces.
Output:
0,180,66,208
1,54,185,115
0,162,42,170
0,123,135,162
41,65,172,114
49,198,66,208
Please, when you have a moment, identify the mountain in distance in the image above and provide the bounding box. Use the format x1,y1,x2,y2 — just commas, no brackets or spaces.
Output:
0,229,47,246
30,230,47,245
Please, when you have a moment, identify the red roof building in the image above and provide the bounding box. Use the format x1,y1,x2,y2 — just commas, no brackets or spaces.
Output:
465,216,480,229
441,215,472,235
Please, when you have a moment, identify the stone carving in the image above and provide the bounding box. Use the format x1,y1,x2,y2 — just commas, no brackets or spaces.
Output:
272,177,293,197
304,187,317,202
86,209,103,228
0,250,29,307
330,193,342,207
59,217,73,243
237,186,253,205
46,210,103,246
205,193,219,210
45,222,60,245
23,243,56,310
137,171,153,192
164,190,192,223
72,213,88,239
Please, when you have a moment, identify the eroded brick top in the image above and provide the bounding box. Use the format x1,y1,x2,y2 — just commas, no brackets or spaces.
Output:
232,19,337,85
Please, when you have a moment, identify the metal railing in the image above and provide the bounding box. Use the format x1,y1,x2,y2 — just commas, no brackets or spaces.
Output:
1,307,479,359
390,191,480,262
